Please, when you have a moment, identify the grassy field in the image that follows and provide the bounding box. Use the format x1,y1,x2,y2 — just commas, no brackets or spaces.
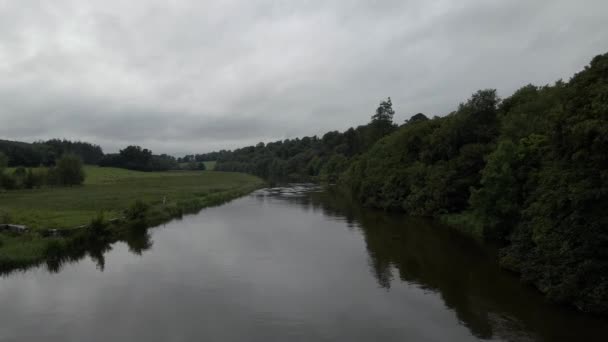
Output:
0,166,261,229
0,166,264,271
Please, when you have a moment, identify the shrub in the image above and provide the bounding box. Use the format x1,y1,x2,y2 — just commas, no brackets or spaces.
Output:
53,154,85,186
125,200,150,221
0,210,12,223
89,211,108,235
0,173,17,190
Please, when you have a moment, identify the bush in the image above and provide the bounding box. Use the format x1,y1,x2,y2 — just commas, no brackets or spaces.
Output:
53,154,85,186
125,200,150,221
0,173,17,190
23,168,45,189
0,151,7,171
89,211,108,236
0,210,12,223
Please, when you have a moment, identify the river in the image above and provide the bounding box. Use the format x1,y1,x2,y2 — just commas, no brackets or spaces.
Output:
0,185,606,341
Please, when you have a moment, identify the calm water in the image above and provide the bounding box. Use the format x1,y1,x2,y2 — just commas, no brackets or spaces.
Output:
0,186,606,341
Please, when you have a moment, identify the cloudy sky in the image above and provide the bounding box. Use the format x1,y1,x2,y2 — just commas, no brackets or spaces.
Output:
1,0,607,155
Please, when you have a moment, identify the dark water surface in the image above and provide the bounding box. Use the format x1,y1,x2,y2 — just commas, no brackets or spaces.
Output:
1,186,606,341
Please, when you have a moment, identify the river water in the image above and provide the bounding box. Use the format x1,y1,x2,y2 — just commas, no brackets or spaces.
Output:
0,185,606,341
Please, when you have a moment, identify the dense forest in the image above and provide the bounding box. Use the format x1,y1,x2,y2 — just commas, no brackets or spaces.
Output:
210,97,402,181
208,53,608,313
0,139,178,172
0,139,103,166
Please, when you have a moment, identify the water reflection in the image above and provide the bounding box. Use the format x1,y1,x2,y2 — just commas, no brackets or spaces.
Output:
253,185,608,342
1,222,153,277
0,185,606,342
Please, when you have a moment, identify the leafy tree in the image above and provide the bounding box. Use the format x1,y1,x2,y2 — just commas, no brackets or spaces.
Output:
369,97,397,141
406,113,429,124
0,152,12,190
99,146,177,171
54,154,85,186
120,145,152,170
38,139,104,164
0,152,7,171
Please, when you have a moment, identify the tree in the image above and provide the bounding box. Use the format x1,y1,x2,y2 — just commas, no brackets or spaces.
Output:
370,97,397,141
55,154,85,186
372,97,396,123
120,145,152,170
0,151,12,190
0,152,7,171
100,145,176,171
406,113,429,124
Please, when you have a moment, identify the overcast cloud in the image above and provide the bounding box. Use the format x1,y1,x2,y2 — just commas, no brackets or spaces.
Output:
0,0,607,155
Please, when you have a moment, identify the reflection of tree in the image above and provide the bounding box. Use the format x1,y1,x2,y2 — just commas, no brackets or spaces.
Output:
89,242,112,271
1,223,154,277
275,187,605,342
126,230,153,255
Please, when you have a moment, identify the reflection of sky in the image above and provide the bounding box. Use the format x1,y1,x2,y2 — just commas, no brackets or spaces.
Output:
5,186,607,341
0,189,481,342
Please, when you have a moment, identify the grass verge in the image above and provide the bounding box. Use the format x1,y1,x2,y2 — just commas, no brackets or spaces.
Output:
0,166,264,273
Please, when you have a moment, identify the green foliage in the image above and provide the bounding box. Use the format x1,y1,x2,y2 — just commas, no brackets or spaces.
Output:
99,145,178,171
0,167,263,273
205,53,608,313
0,172,17,190
179,161,206,171
125,200,150,221
320,154,349,183
343,89,499,214
340,53,608,313
0,138,103,167
89,211,108,235
0,210,12,223
53,154,85,186
369,97,397,141
496,53,608,313
0,166,263,230
213,97,398,181
0,152,7,170
406,113,429,124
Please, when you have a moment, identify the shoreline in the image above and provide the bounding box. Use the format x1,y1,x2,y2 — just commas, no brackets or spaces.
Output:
0,181,264,274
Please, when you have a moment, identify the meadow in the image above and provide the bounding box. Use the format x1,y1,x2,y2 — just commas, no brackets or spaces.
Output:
0,166,260,229
0,166,264,270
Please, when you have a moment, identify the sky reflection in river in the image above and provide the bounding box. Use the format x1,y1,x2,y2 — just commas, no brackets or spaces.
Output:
0,185,606,341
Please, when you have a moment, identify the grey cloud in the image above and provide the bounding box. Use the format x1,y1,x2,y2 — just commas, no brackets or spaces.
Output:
1,0,607,155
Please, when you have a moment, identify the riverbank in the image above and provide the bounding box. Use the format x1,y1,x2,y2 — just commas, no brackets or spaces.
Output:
0,166,264,272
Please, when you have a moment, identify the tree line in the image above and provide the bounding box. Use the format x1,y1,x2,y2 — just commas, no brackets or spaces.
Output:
0,153,85,189
0,139,103,167
213,97,403,181
0,138,182,173
207,53,608,314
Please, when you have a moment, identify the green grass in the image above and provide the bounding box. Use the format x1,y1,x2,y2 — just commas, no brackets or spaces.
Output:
0,166,264,272
0,166,262,229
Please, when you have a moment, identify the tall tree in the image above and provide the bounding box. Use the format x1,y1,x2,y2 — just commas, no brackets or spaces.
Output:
370,97,397,141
